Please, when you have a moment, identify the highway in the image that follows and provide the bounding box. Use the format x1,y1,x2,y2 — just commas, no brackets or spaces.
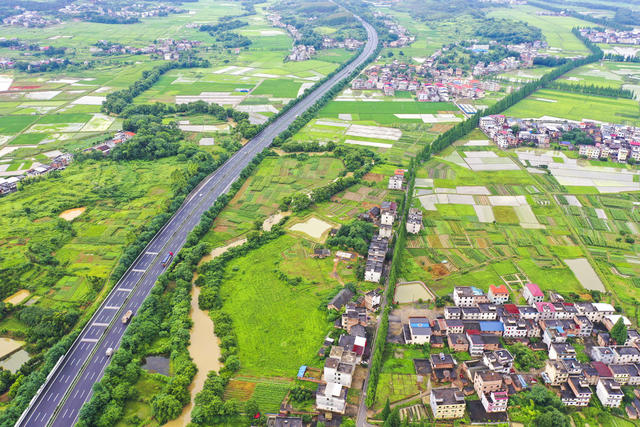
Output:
17,15,377,427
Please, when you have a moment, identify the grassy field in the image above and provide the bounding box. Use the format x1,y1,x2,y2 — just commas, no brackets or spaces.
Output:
219,235,332,377
504,89,640,126
558,62,640,95
0,157,186,305
488,5,592,57
252,79,302,98
202,155,345,247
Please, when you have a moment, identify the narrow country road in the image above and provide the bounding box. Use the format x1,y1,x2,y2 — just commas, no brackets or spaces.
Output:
17,16,378,427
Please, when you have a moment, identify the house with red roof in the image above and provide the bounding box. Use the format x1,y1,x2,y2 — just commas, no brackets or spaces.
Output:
523,283,544,305
488,285,509,304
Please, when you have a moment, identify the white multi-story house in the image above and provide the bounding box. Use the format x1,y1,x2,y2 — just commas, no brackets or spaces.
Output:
388,174,404,190
316,382,347,413
613,346,640,364
481,391,508,413
406,208,422,234
522,283,544,304
596,378,624,408
453,286,488,307
591,346,615,364
579,144,600,158
323,347,357,387
488,285,509,304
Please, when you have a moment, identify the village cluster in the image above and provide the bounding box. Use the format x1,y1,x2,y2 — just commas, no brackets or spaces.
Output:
0,153,73,196
267,13,364,62
348,39,547,101
2,11,60,28
480,115,640,163
91,39,202,60
351,61,503,101
0,130,136,197
400,283,640,420
373,12,415,48
579,28,640,46
57,2,186,21
309,288,382,417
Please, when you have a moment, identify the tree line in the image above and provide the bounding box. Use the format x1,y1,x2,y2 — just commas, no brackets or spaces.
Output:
102,57,210,114
365,161,414,407
548,81,634,99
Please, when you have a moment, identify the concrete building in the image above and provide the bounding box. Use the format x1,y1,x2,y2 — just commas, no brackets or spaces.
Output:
488,284,509,304
522,283,544,304
323,346,357,387
481,390,508,413
316,382,347,413
429,387,466,419
596,378,624,408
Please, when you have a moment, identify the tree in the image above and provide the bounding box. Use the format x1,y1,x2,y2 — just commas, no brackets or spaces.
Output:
381,398,391,420
383,408,401,427
535,408,570,427
611,317,628,345
151,393,183,424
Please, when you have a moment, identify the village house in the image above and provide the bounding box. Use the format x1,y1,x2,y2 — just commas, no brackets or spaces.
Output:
545,360,569,386
405,317,432,344
323,346,357,387
388,172,404,190
549,343,576,360
596,378,624,408
488,285,509,304
447,333,469,352
453,286,489,307
428,387,466,419
316,382,348,414
328,288,354,311
430,353,456,382
481,390,509,413
483,349,514,374
474,371,503,395
613,347,640,364
591,346,616,365
380,201,397,226
406,208,422,234
522,283,544,304
364,290,381,311
341,303,367,333
561,375,593,407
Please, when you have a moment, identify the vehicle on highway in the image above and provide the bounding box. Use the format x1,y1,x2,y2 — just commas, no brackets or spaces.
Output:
121,310,133,324
105,348,113,357
161,251,174,267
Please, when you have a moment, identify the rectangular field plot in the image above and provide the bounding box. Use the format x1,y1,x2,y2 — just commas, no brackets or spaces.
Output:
504,89,640,126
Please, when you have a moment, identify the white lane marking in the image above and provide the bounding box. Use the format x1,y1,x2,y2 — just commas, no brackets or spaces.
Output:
62,409,68,419
54,393,59,401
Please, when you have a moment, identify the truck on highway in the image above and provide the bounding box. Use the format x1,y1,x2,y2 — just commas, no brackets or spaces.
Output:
122,310,133,324
161,251,174,267
105,347,113,357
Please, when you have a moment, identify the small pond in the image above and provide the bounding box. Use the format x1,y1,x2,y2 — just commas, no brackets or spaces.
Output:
142,356,170,376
